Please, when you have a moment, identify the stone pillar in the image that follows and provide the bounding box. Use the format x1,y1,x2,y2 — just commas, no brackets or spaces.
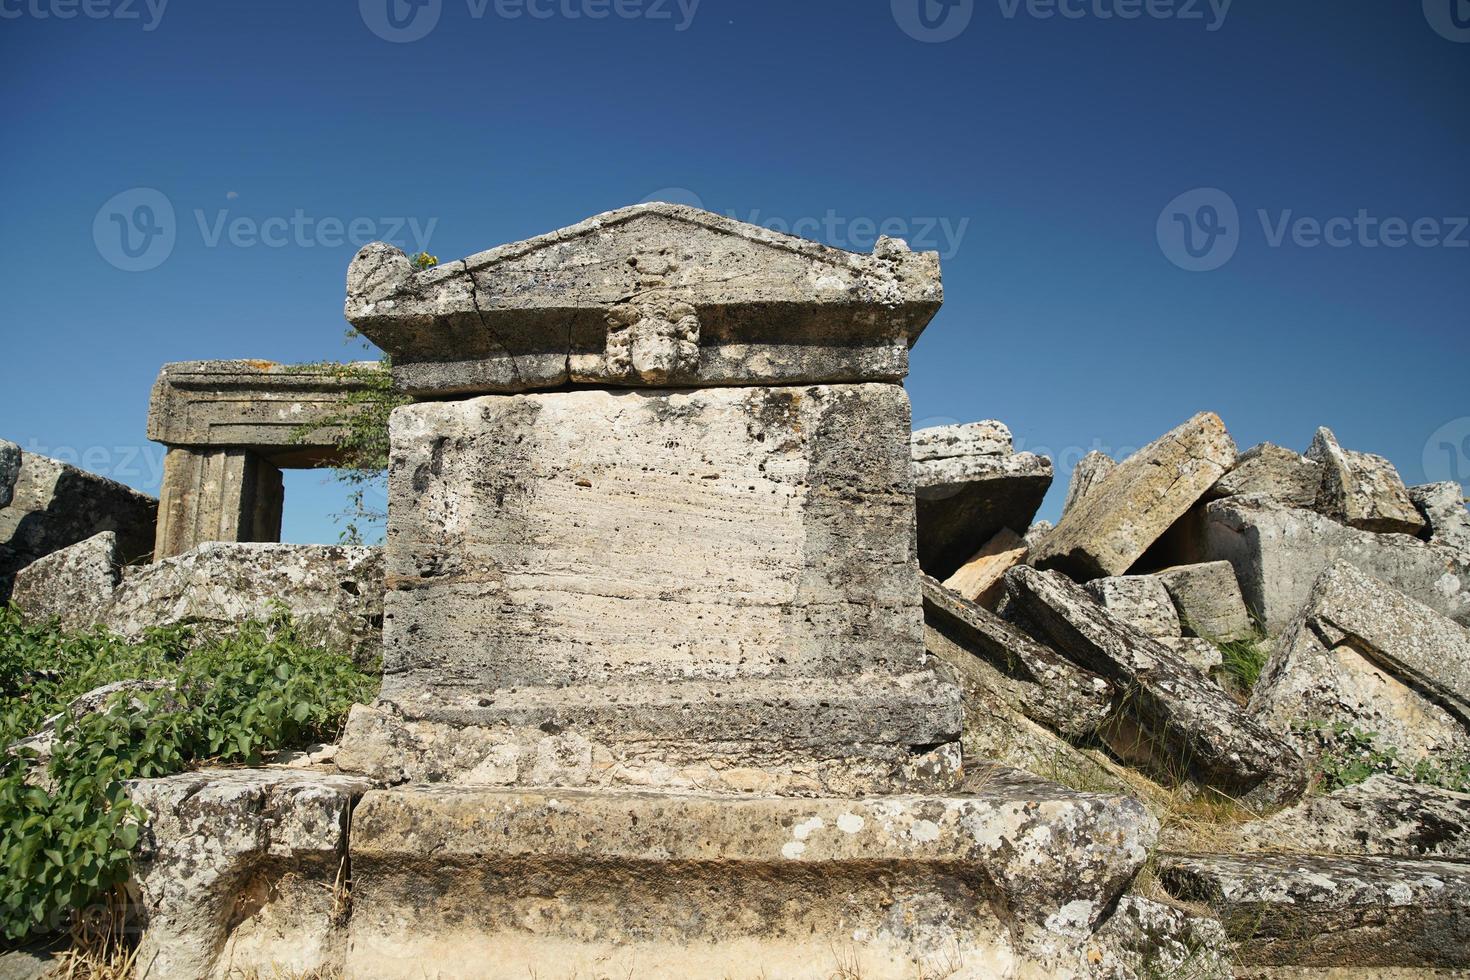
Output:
154,448,283,560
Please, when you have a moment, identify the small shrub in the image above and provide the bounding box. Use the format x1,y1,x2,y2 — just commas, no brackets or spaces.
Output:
0,606,378,941
1215,638,1269,693
1309,722,1470,794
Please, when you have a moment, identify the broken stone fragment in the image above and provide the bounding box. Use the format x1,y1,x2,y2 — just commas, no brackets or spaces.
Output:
0,438,18,509
128,768,373,980
1028,412,1237,580
1004,566,1307,809
1152,560,1256,642
1083,574,1182,639
1307,426,1426,535
346,776,1158,979
1084,895,1232,980
344,202,943,396
1159,636,1224,676
1251,561,1470,761
909,419,1012,461
940,526,1026,608
1208,441,1323,507
1060,450,1114,518
1411,481,1470,553
1197,498,1470,634
9,678,175,767
913,449,1052,581
8,530,121,632
1158,851,1470,968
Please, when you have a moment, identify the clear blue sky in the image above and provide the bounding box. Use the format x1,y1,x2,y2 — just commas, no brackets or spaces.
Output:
2,1,1466,544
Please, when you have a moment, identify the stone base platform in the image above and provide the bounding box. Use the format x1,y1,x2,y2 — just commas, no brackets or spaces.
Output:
344,773,1158,979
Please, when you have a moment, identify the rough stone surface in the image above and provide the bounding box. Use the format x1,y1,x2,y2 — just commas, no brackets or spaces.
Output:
1159,851,1470,968
1005,566,1307,808
921,574,1114,740
0,449,157,602
128,768,373,980
1251,561,1470,761
0,439,18,510
1307,427,1426,535
1198,498,1470,634
345,203,943,396
1029,412,1237,580
1210,442,1323,508
942,527,1027,608
12,538,384,664
1084,575,1182,639
153,448,284,560
346,777,1158,979
1194,776,1470,860
1087,896,1232,980
10,678,174,765
1160,636,1225,676
1061,450,1115,518
1411,482,1470,553
1154,561,1257,642
911,419,1012,461
351,383,961,792
914,447,1053,581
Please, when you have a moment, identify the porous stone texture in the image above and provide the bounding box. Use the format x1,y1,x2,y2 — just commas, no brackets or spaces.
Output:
912,422,1052,580
128,768,373,980
345,777,1158,979
942,526,1027,608
1086,896,1232,980
1160,636,1225,676
1005,566,1307,809
11,536,384,664
1029,412,1237,580
0,449,156,602
1153,561,1257,642
1411,482,1470,553
0,439,18,509
1084,575,1182,639
1061,450,1115,518
1159,851,1470,968
345,203,942,396
1251,561,1470,761
1209,442,1323,508
1193,776,1470,860
353,383,961,793
1199,498,1470,634
1306,427,1425,535
153,448,283,561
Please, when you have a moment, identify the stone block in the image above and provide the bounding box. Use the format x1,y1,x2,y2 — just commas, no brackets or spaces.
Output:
345,203,942,396
153,448,283,560
1412,482,1470,553
1208,441,1323,507
1083,575,1182,639
1060,450,1114,518
913,441,1052,580
910,419,1012,461
1199,498,1470,634
353,383,961,792
0,439,17,510
1153,560,1256,642
1307,427,1426,535
345,778,1158,979
940,527,1026,608
1028,413,1236,580
1251,561,1470,761
8,530,120,632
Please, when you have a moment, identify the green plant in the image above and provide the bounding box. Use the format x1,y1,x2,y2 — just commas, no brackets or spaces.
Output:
1214,638,1269,693
0,607,378,941
1309,722,1470,794
411,251,438,270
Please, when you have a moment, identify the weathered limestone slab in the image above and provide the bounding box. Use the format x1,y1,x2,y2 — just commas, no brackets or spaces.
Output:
1160,636,1224,676
1153,561,1256,642
1028,413,1237,580
1084,575,1182,639
0,439,18,509
1086,896,1232,980
348,383,961,793
1199,498,1470,634
346,778,1158,979
128,768,373,980
1412,482,1470,553
1005,566,1307,808
345,203,942,396
921,574,1114,740
0,449,157,601
153,448,283,560
911,423,1052,580
1194,775,1470,860
1251,561,1470,760
11,536,384,664
942,527,1027,608
1061,450,1115,518
1209,441,1323,508
1307,427,1426,535
1159,851,1470,968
